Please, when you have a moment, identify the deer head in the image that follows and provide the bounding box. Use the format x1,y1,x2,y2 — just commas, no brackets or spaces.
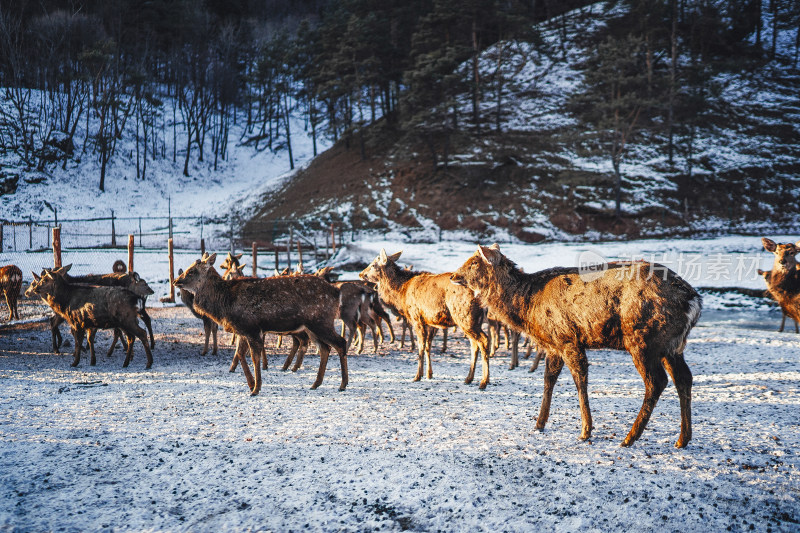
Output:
762,238,800,273
174,253,218,293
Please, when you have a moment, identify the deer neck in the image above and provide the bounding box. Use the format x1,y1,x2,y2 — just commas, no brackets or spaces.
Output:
375,266,414,310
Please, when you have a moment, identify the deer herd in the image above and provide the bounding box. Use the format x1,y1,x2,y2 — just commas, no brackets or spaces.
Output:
3,236,800,449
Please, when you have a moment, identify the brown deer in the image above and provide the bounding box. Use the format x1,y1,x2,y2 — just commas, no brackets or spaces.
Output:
758,268,799,333
225,262,312,373
316,267,396,348
26,268,153,369
173,253,347,395
1,264,22,321
761,238,800,327
178,267,219,355
33,265,155,354
360,250,491,389
451,244,700,448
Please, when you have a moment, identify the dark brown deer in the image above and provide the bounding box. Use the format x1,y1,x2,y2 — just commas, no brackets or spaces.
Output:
1,264,22,321
360,250,491,389
451,244,700,448
761,238,800,327
34,265,155,354
178,267,219,356
26,269,153,369
173,253,347,395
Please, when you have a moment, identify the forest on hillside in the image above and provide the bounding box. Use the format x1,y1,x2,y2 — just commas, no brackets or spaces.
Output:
0,0,798,206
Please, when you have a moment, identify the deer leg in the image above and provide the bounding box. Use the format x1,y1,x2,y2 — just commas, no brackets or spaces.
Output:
310,325,348,391
50,315,63,353
200,318,212,356
662,353,693,449
509,331,521,370
230,337,246,372
529,349,545,373
123,333,136,368
372,314,385,345
411,321,427,382
398,318,406,348
291,335,310,372
230,339,255,389
358,323,368,355
3,291,12,320
139,307,155,349
243,334,263,396
368,321,379,353
424,327,436,379
779,312,786,332
535,355,565,431
276,334,284,349
107,329,120,357
127,323,152,369
283,335,301,371
88,329,98,366
440,327,448,354
459,308,491,389
621,350,669,447
71,327,84,367
562,346,593,441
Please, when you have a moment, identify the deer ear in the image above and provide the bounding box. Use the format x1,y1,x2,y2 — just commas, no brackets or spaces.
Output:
178,268,184,275
31,272,40,281
762,238,777,252
488,243,500,251
478,245,500,264
378,249,388,264
388,251,402,262
57,264,72,274
235,253,243,261
205,253,217,266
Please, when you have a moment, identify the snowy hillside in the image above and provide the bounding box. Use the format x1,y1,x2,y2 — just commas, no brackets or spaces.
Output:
245,1,800,241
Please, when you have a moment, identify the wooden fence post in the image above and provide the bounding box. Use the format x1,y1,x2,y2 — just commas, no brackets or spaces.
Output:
200,238,206,258
128,234,135,272
297,241,303,272
168,237,175,303
52,227,62,268
330,222,336,255
111,210,116,247
252,242,257,277
274,249,279,273
287,227,293,272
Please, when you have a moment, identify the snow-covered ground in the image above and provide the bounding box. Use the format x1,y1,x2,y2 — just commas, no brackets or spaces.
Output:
0,301,798,532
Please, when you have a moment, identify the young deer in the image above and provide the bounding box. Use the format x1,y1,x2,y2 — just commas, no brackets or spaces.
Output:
178,267,219,355
451,244,701,448
173,253,347,395
26,268,153,369
34,265,155,354
761,238,800,327
758,268,799,333
360,250,491,389
1,264,22,320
